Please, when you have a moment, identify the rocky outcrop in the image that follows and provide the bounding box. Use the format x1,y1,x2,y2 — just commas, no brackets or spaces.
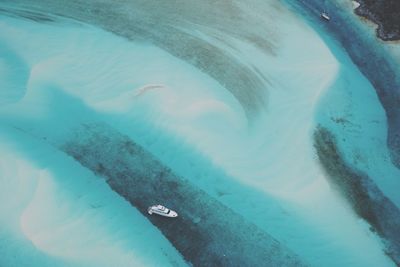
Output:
354,0,400,41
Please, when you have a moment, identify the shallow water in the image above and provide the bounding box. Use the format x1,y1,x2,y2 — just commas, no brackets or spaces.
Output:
0,1,399,266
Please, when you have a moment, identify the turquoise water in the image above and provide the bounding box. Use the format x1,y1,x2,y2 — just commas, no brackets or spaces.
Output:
0,1,399,266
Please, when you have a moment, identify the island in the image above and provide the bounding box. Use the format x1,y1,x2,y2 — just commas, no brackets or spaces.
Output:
354,0,400,41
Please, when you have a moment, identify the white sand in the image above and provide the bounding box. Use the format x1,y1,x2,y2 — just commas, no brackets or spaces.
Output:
0,1,397,266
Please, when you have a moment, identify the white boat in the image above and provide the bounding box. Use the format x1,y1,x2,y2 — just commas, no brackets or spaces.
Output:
148,204,178,218
321,12,330,21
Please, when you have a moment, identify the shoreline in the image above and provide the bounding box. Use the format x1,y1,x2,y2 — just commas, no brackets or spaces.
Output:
286,0,400,168
0,1,399,266
284,0,400,265
354,0,400,41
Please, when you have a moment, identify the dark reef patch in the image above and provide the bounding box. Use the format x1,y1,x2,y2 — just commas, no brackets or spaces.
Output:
314,126,400,266
288,0,400,169
354,0,400,41
62,123,305,267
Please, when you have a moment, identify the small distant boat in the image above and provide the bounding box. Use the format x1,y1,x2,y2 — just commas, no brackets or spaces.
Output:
321,12,330,21
148,204,178,218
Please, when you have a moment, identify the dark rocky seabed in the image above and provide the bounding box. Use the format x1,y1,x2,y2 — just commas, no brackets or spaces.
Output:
354,0,400,41
62,123,305,267
314,126,400,265
0,0,400,266
287,0,400,265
